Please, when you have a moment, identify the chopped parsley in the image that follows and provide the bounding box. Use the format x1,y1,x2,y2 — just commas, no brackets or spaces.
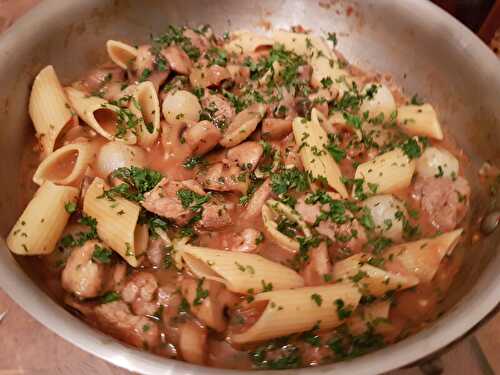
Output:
92,244,113,264
100,166,162,202
311,293,323,306
176,189,210,211
101,291,120,304
64,201,77,214
271,167,310,195
193,278,209,306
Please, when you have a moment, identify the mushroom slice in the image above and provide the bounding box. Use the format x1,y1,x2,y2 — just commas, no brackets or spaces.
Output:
220,103,266,148
261,199,311,253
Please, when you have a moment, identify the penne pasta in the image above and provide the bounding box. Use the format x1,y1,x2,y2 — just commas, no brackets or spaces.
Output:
7,182,79,255
353,148,415,196
384,229,463,283
29,65,75,157
272,30,331,58
397,104,443,140
83,177,142,267
66,87,137,144
225,30,273,55
32,142,98,186
332,253,420,297
106,40,138,69
262,199,311,252
346,300,392,335
174,241,304,293
293,109,348,197
231,282,362,343
128,81,160,147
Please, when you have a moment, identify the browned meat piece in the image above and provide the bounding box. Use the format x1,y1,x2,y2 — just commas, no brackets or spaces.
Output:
242,179,271,220
178,319,208,365
190,64,231,88
197,202,232,230
95,300,160,348
82,65,125,93
183,29,210,53
262,118,293,140
61,240,105,299
300,242,332,286
142,178,196,226
201,163,248,194
201,94,235,126
231,228,262,253
134,45,169,90
226,141,263,171
121,272,159,316
184,120,221,156
295,196,367,253
180,278,239,332
412,176,470,232
161,45,193,75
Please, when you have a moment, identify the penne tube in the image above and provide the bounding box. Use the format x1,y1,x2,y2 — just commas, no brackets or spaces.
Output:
293,109,348,197
231,282,362,343
346,300,392,336
29,65,75,157
225,30,273,55
65,87,137,144
397,104,443,140
272,30,332,58
7,182,79,255
106,40,138,69
332,253,420,297
83,177,142,267
174,241,304,294
128,81,160,147
32,142,98,186
384,229,463,283
262,199,311,253
353,148,415,196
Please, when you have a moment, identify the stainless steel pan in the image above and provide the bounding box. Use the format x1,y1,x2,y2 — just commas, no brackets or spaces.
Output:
0,1,499,374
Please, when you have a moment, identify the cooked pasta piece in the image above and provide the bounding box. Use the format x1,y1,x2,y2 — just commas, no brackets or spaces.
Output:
106,40,138,69
360,84,396,120
261,199,311,252
174,241,304,293
32,142,97,186
293,109,348,197
29,65,74,156
397,104,443,140
353,148,415,196
384,229,463,282
220,103,266,147
346,300,392,335
225,30,273,55
7,182,79,255
272,30,331,57
83,177,142,267
332,253,420,297
129,81,160,147
66,87,137,144
231,282,362,343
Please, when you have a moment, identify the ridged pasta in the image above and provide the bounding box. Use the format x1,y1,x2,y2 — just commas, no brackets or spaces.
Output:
29,65,74,157
32,142,98,186
174,241,304,293
353,148,415,196
225,30,273,55
293,109,348,197
66,87,137,144
83,177,142,267
7,182,79,255
384,229,463,282
231,282,362,343
129,81,160,147
397,104,443,140
106,40,138,69
262,199,311,252
332,253,420,297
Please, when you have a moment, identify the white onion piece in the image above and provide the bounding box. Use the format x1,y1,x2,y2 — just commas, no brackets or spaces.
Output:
95,141,147,178
162,90,201,126
416,147,459,178
362,194,407,242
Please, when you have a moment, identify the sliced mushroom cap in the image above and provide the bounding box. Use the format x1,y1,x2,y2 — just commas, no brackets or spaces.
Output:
220,103,266,148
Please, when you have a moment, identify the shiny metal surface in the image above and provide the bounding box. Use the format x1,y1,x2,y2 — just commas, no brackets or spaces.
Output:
481,211,500,234
0,1,498,374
